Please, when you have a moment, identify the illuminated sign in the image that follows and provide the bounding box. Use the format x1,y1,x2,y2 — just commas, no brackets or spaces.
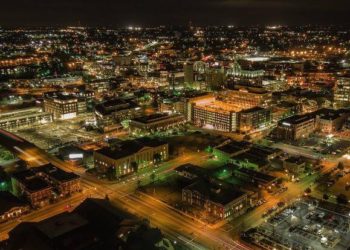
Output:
61,112,77,120
69,153,83,159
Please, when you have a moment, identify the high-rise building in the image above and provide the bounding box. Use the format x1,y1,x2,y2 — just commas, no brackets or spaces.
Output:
184,93,215,121
43,93,79,120
205,67,225,90
238,107,272,134
159,97,185,114
184,62,194,85
189,96,239,132
334,76,350,108
276,114,316,140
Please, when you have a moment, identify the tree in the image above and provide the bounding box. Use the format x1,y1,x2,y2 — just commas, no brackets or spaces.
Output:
0,150,14,161
153,153,162,164
336,194,348,205
337,162,345,170
243,134,251,141
131,161,139,173
323,194,329,200
106,166,116,180
150,172,156,184
137,179,142,189
276,178,283,185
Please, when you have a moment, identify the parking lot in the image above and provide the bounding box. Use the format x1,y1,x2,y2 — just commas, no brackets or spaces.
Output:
14,113,101,150
296,135,350,157
243,198,350,250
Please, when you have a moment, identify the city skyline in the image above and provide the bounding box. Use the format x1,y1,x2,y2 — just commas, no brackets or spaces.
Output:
1,2,350,250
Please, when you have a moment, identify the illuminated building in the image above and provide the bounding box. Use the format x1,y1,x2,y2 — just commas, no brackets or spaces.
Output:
189,59,265,90
188,59,265,90
184,62,194,85
213,141,252,161
205,67,225,90
94,138,168,178
0,191,30,223
43,93,79,120
283,157,306,175
272,101,300,123
129,113,185,135
11,165,80,208
113,53,132,66
334,77,350,108
0,56,48,78
0,107,53,131
276,114,315,140
11,170,53,208
192,99,238,132
75,90,95,100
238,107,271,134
233,167,278,189
159,97,185,114
261,79,289,92
86,79,111,96
215,142,279,170
0,56,47,68
193,61,207,82
94,98,142,132
226,59,265,78
187,61,208,89
184,93,215,121
316,109,349,133
301,99,318,114
83,61,116,79
35,164,81,197
185,90,272,133
230,152,269,170
42,76,83,87
182,179,249,219
167,71,185,91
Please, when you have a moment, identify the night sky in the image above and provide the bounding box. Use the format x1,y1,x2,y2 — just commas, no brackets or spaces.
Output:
1,0,350,27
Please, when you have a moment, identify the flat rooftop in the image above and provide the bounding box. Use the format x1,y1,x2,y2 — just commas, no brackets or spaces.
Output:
36,164,79,183
44,92,77,101
234,168,277,183
96,138,167,160
132,113,183,124
247,145,282,159
232,152,269,167
0,108,51,121
195,100,241,114
215,141,252,155
240,106,267,113
36,212,88,239
95,98,139,116
175,163,207,177
279,114,314,126
185,179,246,206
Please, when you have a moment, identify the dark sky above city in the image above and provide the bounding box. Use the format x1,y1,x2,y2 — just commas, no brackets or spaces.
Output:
1,0,350,27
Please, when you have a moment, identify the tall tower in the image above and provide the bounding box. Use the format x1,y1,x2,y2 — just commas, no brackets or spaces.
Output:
184,62,194,85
